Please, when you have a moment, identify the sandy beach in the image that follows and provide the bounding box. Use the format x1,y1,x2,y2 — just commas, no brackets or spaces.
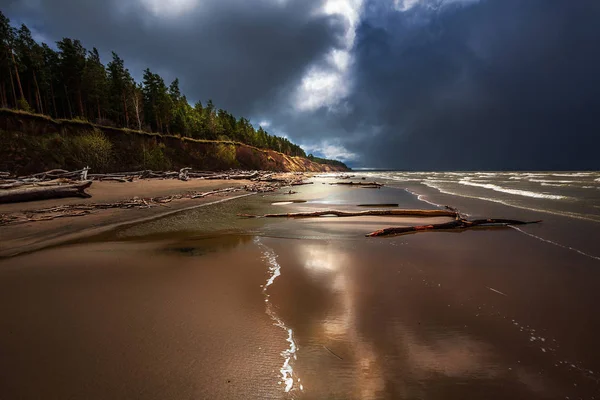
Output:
0,178,253,258
1,175,599,399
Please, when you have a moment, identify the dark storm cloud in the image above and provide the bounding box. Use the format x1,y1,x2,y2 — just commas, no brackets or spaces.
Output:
343,0,600,169
2,0,600,169
1,0,346,116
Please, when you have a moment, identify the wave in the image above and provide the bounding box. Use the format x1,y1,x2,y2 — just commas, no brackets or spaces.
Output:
457,180,568,200
528,179,580,184
551,172,597,177
541,183,569,187
420,181,600,223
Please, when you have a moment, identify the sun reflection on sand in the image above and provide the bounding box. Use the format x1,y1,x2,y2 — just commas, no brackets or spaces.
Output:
298,243,386,398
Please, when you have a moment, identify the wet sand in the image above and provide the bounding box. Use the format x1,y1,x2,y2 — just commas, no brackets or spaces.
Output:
0,179,250,258
1,178,599,399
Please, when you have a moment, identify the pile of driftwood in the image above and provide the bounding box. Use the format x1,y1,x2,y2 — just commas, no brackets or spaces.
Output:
87,168,266,182
0,168,314,204
1,168,296,186
239,208,541,237
0,187,242,226
242,173,313,193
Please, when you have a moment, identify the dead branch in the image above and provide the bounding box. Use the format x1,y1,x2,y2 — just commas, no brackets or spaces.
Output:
366,218,542,237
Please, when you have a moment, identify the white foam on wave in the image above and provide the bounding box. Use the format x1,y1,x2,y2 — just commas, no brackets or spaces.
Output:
420,181,600,223
529,179,579,184
458,179,567,200
541,183,569,187
255,237,302,393
551,172,596,177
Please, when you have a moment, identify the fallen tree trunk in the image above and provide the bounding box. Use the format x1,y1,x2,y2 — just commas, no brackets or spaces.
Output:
357,203,399,207
330,181,383,187
239,209,458,218
0,181,93,204
291,181,314,186
366,218,542,237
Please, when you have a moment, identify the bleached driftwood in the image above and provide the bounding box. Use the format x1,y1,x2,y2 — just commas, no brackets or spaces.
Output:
0,181,93,204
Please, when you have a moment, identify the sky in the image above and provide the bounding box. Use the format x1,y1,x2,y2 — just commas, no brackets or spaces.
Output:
2,0,600,170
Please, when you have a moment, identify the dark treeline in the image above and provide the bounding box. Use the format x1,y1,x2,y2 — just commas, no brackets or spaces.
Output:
0,11,309,158
306,154,348,169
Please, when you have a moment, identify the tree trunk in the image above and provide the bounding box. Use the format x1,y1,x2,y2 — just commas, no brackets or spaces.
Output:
33,71,43,114
0,81,7,108
64,85,73,119
50,84,58,118
97,98,101,121
10,51,25,102
0,181,93,204
239,209,458,219
8,67,17,107
132,93,142,130
77,90,84,118
122,90,129,127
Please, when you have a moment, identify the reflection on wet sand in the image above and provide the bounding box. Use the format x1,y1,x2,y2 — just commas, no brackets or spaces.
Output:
263,232,600,399
299,242,385,399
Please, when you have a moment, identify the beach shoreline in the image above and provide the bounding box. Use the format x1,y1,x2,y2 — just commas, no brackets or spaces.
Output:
1,173,599,399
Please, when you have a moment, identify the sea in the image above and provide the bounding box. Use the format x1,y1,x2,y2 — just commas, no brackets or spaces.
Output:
334,171,600,261
354,171,600,223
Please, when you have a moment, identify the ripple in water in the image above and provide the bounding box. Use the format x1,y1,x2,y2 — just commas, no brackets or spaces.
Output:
255,237,303,393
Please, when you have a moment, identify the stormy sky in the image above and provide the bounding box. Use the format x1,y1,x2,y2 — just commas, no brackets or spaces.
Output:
2,0,599,170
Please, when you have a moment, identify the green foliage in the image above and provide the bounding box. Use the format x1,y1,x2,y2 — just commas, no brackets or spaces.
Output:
142,142,171,171
64,129,113,170
17,97,31,111
307,154,349,169
0,10,346,167
215,143,238,168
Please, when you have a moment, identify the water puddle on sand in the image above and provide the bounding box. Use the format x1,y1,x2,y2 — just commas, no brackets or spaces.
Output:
255,237,303,394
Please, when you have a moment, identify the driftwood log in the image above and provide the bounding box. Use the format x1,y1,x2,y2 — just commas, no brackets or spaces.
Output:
239,209,458,218
366,218,542,237
0,181,93,204
238,208,540,237
330,181,383,187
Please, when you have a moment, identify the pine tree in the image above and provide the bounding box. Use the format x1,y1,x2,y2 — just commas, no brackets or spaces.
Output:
82,48,108,122
15,25,44,112
107,52,133,127
56,38,87,118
